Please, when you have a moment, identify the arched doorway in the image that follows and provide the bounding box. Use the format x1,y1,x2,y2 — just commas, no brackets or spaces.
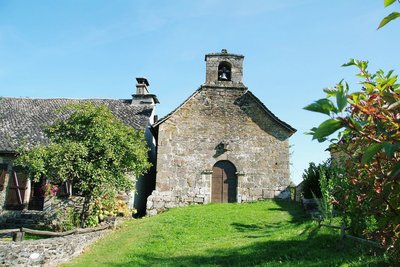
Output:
211,161,237,203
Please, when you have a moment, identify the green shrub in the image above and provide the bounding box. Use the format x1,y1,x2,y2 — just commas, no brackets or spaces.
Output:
301,162,322,199
60,207,81,231
51,206,81,231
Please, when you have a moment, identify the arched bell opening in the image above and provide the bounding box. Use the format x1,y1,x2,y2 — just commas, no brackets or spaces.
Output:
218,61,232,81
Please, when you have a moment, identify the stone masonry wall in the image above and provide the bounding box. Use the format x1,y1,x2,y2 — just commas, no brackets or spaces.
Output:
0,230,110,267
0,196,84,229
147,87,292,214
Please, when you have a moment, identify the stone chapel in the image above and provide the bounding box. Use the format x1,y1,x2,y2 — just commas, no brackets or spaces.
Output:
146,49,296,215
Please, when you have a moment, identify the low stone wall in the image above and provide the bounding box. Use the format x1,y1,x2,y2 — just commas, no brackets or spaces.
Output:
146,191,205,216
0,210,46,229
0,229,110,267
0,196,84,230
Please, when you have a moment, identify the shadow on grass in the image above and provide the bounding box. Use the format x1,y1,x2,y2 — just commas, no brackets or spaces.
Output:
271,199,309,224
104,235,381,267
231,222,286,238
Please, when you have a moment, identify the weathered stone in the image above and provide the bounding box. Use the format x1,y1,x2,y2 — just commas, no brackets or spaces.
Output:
144,50,295,215
0,230,110,267
193,197,204,203
251,188,263,197
262,189,275,199
154,201,165,209
164,202,176,209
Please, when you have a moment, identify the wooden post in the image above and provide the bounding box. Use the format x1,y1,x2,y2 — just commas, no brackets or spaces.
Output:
12,228,25,242
340,222,346,240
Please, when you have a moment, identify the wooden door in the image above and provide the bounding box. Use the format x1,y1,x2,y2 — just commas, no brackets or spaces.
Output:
5,168,28,210
211,161,237,203
28,178,45,210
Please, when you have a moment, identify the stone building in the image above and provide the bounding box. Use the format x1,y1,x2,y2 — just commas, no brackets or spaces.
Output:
0,79,158,226
146,50,296,215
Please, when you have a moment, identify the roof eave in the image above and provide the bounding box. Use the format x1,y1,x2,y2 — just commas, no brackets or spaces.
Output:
246,91,297,135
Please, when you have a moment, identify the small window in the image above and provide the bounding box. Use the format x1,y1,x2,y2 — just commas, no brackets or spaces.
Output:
218,62,232,81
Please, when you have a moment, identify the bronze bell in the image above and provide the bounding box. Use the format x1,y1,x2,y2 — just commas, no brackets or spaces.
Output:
219,72,228,81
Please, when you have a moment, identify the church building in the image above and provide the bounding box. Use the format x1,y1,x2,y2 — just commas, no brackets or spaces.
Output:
146,50,296,215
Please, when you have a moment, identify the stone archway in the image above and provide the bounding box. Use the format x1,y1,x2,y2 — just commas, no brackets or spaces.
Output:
211,160,237,203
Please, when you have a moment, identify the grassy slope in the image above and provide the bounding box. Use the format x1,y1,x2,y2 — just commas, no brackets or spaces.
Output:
63,201,384,267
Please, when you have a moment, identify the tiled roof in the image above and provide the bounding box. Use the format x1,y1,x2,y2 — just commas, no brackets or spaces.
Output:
0,97,154,153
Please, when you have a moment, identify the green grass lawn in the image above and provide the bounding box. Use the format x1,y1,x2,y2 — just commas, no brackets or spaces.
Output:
63,200,385,267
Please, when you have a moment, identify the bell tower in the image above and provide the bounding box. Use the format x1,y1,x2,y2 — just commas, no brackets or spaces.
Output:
204,49,245,88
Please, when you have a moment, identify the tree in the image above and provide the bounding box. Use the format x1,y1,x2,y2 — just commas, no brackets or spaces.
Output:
378,0,400,29
16,103,151,226
304,60,400,261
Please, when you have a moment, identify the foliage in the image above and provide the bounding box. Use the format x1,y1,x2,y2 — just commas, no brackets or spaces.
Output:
91,189,118,223
305,59,400,261
63,201,386,267
57,207,81,231
378,0,400,29
91,188,132,224
40,182,59,197
45,198,82,232
84,215,99,228
301,162,322,199
312,162,336,223
16,103,151,226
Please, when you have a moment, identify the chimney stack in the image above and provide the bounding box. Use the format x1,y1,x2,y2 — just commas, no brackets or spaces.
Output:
136,77,149,95
131,77,159,105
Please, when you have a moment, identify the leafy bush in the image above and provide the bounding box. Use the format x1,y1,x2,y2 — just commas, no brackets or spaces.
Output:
91,188,133,225
60,207,81,231
51,206,81,231
305,59,400,262
301,162,322,199
313,162,335,223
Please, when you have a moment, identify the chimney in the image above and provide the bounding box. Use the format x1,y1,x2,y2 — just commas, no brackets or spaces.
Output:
132,77,159,105
136,77,149,95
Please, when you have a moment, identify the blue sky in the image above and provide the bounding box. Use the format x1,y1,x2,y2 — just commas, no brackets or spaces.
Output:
0,1,399,184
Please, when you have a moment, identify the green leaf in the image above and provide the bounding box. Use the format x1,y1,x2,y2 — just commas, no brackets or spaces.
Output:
313,119,343,141
361,143,383,164
382,91,397,104
336,82,348,112
384,0,396,7
348,117,362,132
323,87,337,98
378,12,400,29
342,59,357,67
383,142,397,158
390,162,400,177
304,99,337,116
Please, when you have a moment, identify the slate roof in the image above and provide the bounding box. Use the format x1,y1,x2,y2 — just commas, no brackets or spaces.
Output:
244,91,296,134
0,97,154,153
153,87,296,135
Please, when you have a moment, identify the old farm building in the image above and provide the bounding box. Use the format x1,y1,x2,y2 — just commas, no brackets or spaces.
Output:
0,83,158,225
